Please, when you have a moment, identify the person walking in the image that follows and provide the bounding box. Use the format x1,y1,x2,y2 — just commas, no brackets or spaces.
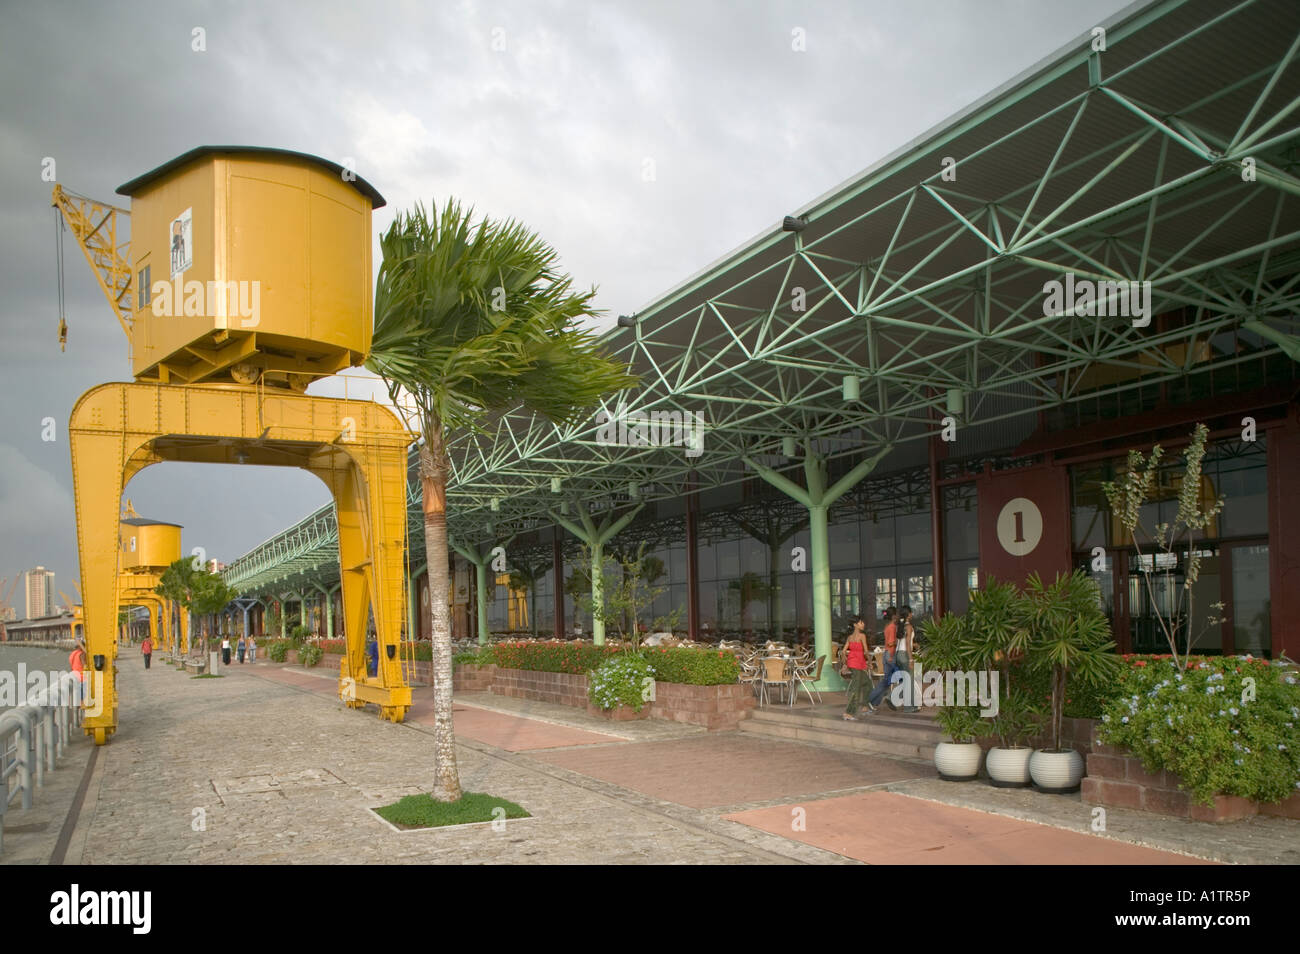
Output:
69,638,87,706
247,636,257,663
237,635,246,664
894,606,921,712
841,615,873,720
866,607,899,713
221,633,232,666
141,634,153,670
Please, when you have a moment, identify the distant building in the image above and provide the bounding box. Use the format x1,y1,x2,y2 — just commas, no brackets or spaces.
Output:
25,567,55,619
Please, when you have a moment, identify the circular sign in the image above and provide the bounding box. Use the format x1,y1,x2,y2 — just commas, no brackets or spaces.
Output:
996,498,1043,557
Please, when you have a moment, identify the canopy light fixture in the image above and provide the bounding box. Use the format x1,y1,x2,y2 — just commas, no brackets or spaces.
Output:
617,314,637,328
946,388,965,416
842,375,860,401
782,215,808,232
550,477,562,493
781,436,797,458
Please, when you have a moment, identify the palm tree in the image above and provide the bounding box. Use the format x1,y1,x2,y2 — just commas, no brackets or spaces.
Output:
367,200,637,802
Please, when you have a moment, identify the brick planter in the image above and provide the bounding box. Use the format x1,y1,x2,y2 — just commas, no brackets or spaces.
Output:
454,663,497,692
647,680,756,730
1082,726,1300,822
586,702,650,721
489,668,753,730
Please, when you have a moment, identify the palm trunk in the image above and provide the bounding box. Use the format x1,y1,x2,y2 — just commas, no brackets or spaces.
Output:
420,421,462,802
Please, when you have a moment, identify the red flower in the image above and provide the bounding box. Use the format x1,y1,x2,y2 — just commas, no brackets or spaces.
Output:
1135,661,1147,668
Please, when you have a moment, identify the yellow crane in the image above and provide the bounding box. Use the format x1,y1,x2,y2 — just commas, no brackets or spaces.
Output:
54,147,413,744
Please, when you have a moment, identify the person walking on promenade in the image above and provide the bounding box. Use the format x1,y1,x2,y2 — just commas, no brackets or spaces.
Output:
248,636,257,663
237,635,246,664
221,633,232,666
893,606,921,712
866,606,899,713
842,615,873,720
141,635,152,670
69,638,88,706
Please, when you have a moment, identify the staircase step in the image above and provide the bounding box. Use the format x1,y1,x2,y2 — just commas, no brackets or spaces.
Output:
740,719,936,763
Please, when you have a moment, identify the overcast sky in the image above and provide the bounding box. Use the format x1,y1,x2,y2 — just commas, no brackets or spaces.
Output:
0,0,1135,608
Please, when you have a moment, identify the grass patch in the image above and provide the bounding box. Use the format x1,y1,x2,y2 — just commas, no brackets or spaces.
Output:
374,792,530,830
191,673,225,679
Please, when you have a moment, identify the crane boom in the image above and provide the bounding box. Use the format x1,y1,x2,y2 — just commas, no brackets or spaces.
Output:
51,184,133,339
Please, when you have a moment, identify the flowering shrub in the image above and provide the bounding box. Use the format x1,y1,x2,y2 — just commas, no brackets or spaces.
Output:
317,639,347,655
587,654,656,711
641,647,739,685
298,643,324,667
1097,655,1300,806
266,640,291,663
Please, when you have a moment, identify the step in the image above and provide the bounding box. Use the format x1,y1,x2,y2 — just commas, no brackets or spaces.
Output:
740,707,941,763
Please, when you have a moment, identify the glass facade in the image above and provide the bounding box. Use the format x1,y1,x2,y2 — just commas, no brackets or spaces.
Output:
1071,437,1270,656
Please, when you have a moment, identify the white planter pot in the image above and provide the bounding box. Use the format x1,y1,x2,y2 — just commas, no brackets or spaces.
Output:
1029,748,1085,793
986,746,1034,787
934,741,982,781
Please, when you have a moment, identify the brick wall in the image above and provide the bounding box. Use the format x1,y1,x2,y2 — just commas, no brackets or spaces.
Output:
647,681,755,730
1083,726,1300,822
492,669,589,708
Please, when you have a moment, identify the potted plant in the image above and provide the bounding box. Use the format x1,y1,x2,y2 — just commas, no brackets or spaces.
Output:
984,684,1041,787
1022,571,1120,793
965,579,1037,786
920,612,984,780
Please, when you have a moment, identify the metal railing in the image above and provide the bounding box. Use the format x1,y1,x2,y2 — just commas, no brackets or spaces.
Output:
0,671,84,855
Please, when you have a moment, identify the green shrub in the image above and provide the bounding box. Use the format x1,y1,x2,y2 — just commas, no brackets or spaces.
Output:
298,644,324,667
266,640,290,663
638,647,739,685
587,653,657,711
453,650,492,666
1098,655,1300,806
492,640,620,674
289,625,310,646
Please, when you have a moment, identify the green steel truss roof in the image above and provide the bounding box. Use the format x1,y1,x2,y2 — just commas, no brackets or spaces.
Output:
227,0,1300,592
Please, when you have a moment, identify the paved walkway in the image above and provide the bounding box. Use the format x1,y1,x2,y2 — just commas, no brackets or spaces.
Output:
18,655,1295,865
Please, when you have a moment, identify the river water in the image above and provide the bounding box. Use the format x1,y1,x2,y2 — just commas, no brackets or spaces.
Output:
0,644,76,711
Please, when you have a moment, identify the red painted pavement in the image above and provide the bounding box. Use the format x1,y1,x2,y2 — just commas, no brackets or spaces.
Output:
724,791,1213,864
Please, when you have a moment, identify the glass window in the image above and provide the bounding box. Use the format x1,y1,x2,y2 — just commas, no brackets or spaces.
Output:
896,512,931,563
944,486,979,560
715,539,739,579
828,519,860,569
1231,545,1270,656
864,515,894,564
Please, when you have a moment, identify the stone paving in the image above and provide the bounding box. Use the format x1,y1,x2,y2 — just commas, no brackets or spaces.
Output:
63,657,839,864
37,655,1300,865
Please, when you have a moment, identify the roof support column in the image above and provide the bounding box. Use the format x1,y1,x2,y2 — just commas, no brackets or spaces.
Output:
552,537,565,640
550,503,645,645
745,443,890,688
450,541,512,646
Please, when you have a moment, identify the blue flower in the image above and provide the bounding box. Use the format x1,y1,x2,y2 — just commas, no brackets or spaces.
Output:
1121,716,1129,723
1229,707,1239,716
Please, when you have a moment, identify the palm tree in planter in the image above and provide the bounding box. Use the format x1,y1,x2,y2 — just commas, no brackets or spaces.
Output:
1021,570,1120,792
965,579,1039,787
919,612,984,780
367,199,637,802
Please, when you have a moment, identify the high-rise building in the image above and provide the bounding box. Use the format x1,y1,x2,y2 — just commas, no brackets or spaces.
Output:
25,567,55,620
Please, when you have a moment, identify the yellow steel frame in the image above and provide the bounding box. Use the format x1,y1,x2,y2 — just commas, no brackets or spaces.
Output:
70,381,412,744
51,185,133,338
116,567,178,652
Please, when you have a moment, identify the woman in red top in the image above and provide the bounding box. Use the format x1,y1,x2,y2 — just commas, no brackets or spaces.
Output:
842,615,872,720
